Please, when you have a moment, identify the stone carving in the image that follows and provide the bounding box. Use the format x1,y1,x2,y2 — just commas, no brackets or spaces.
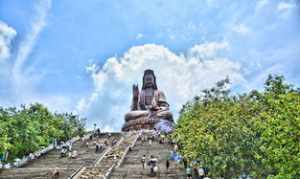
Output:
122,69,173,131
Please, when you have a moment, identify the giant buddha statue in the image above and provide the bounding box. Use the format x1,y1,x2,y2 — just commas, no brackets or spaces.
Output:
122,69,174,131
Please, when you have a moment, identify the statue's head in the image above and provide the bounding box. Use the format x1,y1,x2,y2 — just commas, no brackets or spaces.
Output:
142,69,157,90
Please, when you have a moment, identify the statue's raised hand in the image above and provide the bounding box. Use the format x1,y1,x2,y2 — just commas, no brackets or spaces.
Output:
132,84,139,100
131,84,139,110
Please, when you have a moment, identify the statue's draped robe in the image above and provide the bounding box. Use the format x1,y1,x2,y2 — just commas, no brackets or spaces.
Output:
122,89,173,131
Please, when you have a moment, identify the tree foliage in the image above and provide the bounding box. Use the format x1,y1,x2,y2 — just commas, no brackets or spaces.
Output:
172,75,300,178
0,103,85,161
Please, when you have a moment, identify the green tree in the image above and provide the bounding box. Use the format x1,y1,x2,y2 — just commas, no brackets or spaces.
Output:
172,75,300,178
0,103,86,161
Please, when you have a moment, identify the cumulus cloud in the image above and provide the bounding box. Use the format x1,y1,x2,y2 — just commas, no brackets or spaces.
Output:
0,21,17,61
77,43,245,131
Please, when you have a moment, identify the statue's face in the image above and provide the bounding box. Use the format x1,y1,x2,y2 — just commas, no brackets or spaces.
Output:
144,73,155,88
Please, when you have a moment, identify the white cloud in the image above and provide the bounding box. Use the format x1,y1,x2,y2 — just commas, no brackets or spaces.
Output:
12,0,52,101
85,63,98,73
0,1,69,116
0,21,17,61
136,33,144,40
277,2,296,13
256,0,269,11
232,23,251,35
78,43,245,131
188,41,229,58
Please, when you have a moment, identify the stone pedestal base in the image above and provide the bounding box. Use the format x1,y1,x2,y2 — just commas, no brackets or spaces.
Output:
122,118,159,131
122,110,173,132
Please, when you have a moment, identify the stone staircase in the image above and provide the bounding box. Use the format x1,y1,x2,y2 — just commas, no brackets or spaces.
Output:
74,132,139,179
0,133,121,179
0,132,186,179
109,131,185,179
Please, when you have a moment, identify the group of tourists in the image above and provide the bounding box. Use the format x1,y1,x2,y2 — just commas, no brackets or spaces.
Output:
140,128,172,144
138,129,173,177
170,143,210,179
59,141,78,159
140,154,160,177
172,143,210,179
59,128,104,159
184,165,210,179
83,130,121,155
139,129,211,179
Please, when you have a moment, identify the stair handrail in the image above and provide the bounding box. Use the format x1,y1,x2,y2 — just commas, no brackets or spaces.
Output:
116,131,141,168
104,131,140,179
71,133,125,179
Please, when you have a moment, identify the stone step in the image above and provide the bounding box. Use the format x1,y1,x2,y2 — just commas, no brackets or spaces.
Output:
112,169,184,175
109,173,186,179
0,168,76,179
108,131,185,179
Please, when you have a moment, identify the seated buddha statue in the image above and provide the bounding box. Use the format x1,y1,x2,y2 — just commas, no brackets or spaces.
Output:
122,69,173,131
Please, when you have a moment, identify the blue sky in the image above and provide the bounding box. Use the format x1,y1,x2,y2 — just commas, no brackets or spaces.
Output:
0,0,299,130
